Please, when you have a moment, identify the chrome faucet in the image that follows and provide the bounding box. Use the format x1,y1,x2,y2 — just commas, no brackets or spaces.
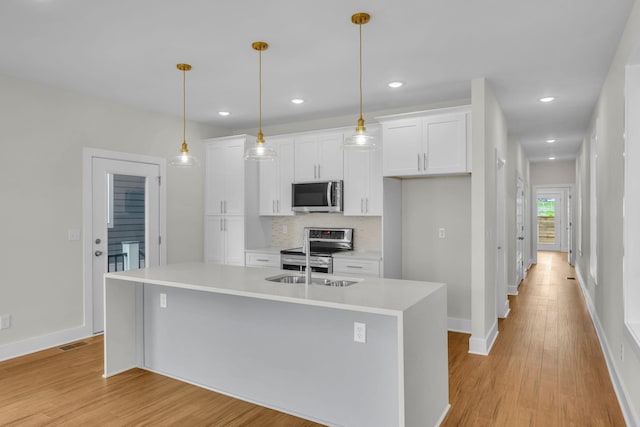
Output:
304,228,321,285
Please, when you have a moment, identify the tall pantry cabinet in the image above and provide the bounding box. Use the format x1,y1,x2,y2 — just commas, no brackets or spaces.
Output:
204,135,271,265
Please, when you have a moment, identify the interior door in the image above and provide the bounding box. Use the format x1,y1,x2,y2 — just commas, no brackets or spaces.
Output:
91,158,160,333
515,177,525,287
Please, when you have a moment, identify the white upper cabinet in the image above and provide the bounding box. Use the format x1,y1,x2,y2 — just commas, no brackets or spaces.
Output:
205,138,246,215
294,131,344,182
343,127,382,216
378,107,471,177
259,136,294,216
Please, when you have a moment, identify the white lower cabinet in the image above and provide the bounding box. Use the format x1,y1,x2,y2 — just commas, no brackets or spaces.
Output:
333,258,381,277
245,252,280,269
205,215,245,266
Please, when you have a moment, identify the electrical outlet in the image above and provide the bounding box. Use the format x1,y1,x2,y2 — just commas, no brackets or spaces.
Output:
160,293,167,308
354,322,366,343
282,224,288,234
0,314,11,330
438,228,446,239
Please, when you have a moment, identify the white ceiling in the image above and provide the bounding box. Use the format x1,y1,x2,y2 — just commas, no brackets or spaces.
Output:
0,0,634,162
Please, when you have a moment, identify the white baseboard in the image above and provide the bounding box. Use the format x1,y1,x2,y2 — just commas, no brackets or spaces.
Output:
468,320,498,356
435,403,451,427
575,266,639,427
508,278,521,295
0,325,93,362
448,317,472,334
498,299,510,319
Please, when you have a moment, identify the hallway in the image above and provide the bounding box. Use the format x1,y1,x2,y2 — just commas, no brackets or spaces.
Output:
443,251,626,426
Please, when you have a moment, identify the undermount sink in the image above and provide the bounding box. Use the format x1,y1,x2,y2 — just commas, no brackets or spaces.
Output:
265,274,357,287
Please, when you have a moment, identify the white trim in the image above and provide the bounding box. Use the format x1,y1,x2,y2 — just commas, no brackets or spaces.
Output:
0,326,93,362
498,300,511,319
82,148,167,335
448,317,472,334
435,404,451,427
575,265,640,427
508,278,520,295
468,320,498,355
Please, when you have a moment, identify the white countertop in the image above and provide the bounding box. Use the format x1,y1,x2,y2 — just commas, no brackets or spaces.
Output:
244,247,283,255
332,250,382,261
105,262,443,316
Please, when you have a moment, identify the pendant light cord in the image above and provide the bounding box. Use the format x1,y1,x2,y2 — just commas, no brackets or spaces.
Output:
359,22,363,122
183,68,187,143
259,49,263,137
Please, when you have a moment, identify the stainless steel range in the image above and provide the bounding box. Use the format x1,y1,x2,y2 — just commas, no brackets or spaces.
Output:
280,227,353,273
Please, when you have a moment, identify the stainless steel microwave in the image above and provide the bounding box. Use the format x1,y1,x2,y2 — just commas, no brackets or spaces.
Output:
292,181,343,213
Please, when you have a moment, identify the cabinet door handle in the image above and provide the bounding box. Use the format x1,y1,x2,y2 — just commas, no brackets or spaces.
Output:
224,200,227,214
220,201,223,214
361,198,364,213
314,164,317,179
224,218,227,231
423,153,427,170
365,198,369,213
220,218,223,231
317,164,321,179
417,153,421,171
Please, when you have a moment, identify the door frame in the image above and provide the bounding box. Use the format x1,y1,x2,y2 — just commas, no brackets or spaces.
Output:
531,184,574,261
82,148,167,334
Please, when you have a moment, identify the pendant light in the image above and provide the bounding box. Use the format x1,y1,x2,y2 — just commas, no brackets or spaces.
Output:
169,63,200,168
244,41,277,161
344,12,377,150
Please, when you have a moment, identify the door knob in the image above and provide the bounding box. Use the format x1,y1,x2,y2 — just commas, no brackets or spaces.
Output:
95,250,103,256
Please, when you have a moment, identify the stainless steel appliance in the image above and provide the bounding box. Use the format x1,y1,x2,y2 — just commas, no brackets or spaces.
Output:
280,227,353,273
292,181,343,213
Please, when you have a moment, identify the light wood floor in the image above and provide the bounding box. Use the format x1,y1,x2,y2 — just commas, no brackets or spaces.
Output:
442,251,625,426
0,251,625,426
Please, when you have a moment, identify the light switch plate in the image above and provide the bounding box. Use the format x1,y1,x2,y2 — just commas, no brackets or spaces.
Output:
160,293,167,308
0,314,11,330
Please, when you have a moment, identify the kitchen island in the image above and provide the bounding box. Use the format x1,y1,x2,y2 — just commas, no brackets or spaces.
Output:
104,262,449,427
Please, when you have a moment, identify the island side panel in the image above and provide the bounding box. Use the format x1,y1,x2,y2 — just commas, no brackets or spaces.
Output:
143,283,400,427
402,284,449,426
104,278,141,377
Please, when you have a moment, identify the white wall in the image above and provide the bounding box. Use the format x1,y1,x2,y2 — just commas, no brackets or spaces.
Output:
506,138,530,291
401,176,472,329
0,74,223,350
574,1,640,423
469,78,509,354
530,160,576,185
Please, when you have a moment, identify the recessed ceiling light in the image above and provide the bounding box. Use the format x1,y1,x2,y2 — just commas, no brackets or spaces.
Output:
548,157,556,160
388,81,404,88
218,111,230,116
291,98,305,104
546,139,556,143
539,96,555,103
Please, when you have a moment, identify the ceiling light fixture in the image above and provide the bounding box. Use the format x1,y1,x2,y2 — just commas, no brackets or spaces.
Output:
244,41,277,161
291,98,305,104
218,111,230,116
388,81,404,88
344,12,377,150
169,64,200,168
539,96,555,103
548,157,556,160
546,139,556,143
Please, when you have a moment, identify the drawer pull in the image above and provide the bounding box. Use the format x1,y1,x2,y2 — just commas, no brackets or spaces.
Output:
346,265,364,269
256,258,269,262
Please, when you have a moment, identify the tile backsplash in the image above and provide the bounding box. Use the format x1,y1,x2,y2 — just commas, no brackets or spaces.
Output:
271,214,382,252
